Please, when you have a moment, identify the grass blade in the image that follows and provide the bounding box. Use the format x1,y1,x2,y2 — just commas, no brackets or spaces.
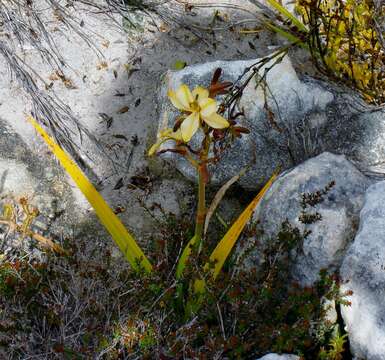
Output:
28,116,152,273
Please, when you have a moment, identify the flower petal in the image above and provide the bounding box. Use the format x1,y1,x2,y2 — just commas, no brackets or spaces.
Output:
192,86,209,101
148,128,184,156
202,112,229,129
175,84,193,110
168,90,189,111
199,98,217,117
181,111,200,142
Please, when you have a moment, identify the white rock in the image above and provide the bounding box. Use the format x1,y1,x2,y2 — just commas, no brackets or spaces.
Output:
158,53,385,190
256,354,300,360
240,55,333,121
341,180,385,360
158,54,335,189
0,159,36,195
250,152,371,286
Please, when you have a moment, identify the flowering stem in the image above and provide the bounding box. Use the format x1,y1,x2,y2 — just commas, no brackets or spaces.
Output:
193,135,210,250
194,168,206,249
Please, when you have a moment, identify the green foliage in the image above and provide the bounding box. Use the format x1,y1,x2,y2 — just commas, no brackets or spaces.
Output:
0,203,352,358
319,329,348,360
296,0,385,103
88,215,349,358
266,0,308,32
173,60,187,70
327,332,348,360
0,260,47,301
299,181,336,226
266,0,385,103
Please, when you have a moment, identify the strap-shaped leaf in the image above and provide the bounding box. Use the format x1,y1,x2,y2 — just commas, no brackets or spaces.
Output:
194,173,277,295
207,173,276,280
265,22,308,48
28,116,152,273
176,235,196,279
266,0,308,33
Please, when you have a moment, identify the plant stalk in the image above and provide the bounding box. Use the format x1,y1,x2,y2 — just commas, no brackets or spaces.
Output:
194,167,206,250
194,135,211,250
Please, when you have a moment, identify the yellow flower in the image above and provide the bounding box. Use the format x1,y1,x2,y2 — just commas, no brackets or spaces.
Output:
148,128,183,156
168,84,229,142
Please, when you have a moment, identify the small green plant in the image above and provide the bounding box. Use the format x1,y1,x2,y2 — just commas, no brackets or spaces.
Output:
296,0,385,103
327,332,348,360
299,181,336,225
319,329,348,360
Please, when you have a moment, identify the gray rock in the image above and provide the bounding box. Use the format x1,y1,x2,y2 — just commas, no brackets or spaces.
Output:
340,180,385,360
256,354,300,360
157,53,385,189
0,119,78,259
251,152,371,286
157,57,285,189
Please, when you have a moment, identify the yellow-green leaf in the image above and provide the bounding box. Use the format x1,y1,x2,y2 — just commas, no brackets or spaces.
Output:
266,0,308,33
265,22,307,48
208,173,277,279
176,235,196,279
173,60,187,70
28,116,152,273
194,173,277,294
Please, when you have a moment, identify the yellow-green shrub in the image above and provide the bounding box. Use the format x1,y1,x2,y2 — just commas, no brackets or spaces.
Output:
296,0,385,103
